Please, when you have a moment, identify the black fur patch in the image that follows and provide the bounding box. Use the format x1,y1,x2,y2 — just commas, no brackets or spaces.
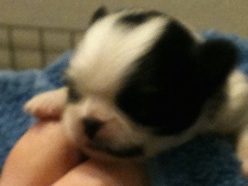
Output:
118,11,162,26
195,39,238,95
116,21,237,135
90,6,108,25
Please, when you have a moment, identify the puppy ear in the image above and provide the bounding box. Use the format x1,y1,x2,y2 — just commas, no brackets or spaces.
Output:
196,39,238,93
90,6,108,25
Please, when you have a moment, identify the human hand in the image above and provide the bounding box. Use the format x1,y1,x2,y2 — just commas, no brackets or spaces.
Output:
0,121,149,186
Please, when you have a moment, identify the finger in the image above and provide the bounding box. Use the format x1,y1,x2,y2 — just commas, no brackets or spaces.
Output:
0,121,84,186
53,159,149,186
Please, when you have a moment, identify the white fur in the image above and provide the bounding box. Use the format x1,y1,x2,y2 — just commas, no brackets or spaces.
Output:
66,12,169,97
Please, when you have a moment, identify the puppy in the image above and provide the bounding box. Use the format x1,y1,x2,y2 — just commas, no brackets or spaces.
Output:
25,7,248,174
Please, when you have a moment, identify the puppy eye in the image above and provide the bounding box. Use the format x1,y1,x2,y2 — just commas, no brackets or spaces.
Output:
65,76,83,103
67,85,82,103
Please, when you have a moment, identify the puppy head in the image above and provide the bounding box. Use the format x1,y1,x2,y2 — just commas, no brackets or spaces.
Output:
63,8,237,160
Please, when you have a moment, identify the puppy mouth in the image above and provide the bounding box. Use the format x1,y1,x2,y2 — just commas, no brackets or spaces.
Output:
87,142,144,158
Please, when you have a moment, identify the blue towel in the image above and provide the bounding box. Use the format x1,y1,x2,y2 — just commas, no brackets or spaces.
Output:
0,31,248,185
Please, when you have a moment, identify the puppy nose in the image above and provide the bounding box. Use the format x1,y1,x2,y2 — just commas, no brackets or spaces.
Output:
83,118,103,139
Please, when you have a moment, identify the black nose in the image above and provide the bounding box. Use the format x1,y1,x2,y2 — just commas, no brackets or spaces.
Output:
83,118,103,139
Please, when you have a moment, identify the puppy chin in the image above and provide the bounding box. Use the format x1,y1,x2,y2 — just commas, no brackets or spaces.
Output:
62,104,148,161
63,128,145,162
80,142,145,162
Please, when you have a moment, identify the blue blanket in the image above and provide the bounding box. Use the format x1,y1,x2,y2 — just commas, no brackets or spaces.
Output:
0,31,248,185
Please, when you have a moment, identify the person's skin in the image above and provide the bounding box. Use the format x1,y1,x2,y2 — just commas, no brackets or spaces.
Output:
0,121,149,186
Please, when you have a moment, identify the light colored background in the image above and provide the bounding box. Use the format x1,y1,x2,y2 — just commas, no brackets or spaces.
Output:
0,0,248,69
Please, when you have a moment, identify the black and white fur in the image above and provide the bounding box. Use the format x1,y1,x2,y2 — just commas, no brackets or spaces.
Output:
25,7,248,169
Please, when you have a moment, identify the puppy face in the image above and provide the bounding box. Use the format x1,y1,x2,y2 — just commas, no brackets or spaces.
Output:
63,8,237,160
